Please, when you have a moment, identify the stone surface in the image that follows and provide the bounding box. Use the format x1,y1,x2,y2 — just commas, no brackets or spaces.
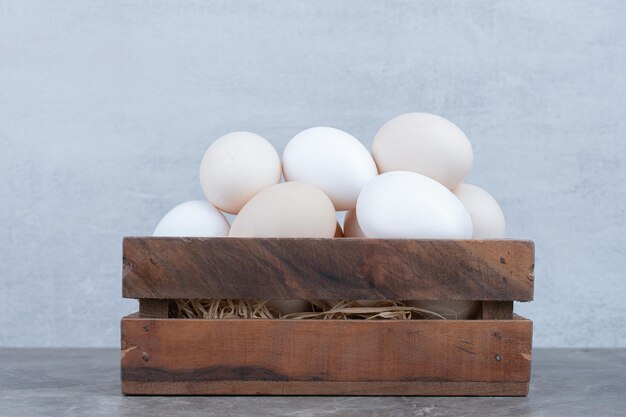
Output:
1,1,626,348
0,348,624,417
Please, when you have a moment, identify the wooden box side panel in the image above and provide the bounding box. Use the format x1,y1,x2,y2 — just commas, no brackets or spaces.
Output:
123,238,535,301
121,317,532,395
122,380,529,396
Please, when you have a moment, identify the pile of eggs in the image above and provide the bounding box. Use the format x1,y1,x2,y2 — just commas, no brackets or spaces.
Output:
152,112,506,319
154,112,505,241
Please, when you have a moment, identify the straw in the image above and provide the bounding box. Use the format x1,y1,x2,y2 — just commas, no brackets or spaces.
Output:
173,299,446,320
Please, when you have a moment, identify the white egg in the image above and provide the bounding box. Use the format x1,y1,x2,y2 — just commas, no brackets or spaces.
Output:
356,171,473,238
453,184,506,238
282,127,378,211
229,182,336,238
405,300,480,320
266,300,311,316
343,209,366,238
199,131,281,214
372,113,473,189
153,200,230,237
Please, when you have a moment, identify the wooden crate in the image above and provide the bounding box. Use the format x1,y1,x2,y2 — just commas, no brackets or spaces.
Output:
121,237,535,396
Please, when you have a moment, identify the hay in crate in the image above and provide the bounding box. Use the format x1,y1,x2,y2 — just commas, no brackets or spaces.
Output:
174,299,446,320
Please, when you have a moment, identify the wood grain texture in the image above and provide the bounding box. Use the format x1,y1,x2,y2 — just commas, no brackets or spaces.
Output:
121,315,533,395
122,380,529,396
139,299,170,318
481,301,514,320
122,238,535,301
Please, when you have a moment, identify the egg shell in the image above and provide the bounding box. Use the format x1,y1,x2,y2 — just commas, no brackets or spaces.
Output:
266,300,311,316
372,113,473,189
405,300,480,320
282,127,378,211
229,182,336,238
356,171,473,239
343,209,366,238
153,200,230,237
199,131,281,214
453,184,506,238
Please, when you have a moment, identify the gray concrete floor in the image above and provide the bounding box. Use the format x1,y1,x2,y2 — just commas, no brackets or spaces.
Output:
0,348,624,417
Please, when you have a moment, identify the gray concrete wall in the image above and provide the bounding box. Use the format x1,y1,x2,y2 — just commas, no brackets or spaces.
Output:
1,0,624,347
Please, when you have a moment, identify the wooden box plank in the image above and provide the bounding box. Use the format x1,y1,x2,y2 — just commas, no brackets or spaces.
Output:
121,315,532,396
122,380,529,396
481,301,514,320
123,238,535,301
139,299,170,318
